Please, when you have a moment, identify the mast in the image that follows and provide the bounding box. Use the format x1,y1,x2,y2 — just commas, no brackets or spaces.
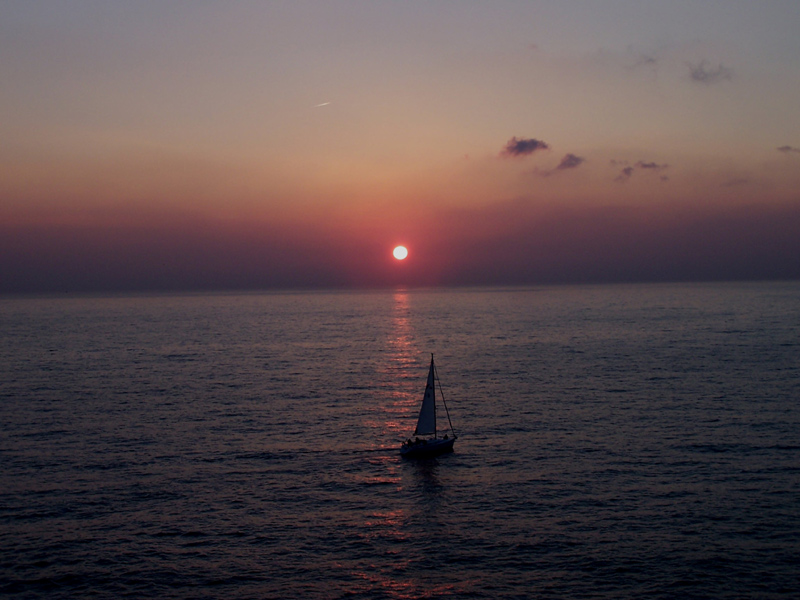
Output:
432,354,437,438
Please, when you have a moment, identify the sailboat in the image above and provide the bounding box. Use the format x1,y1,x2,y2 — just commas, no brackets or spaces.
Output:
400,354,457,458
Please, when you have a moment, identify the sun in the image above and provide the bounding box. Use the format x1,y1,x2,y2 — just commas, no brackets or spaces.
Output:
392,245,408,260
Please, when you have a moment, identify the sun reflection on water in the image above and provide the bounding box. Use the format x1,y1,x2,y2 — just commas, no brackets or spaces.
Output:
345,289,479,598
389,288,415,370
373,289,421,444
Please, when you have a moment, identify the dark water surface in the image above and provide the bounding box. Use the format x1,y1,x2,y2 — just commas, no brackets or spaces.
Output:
2,283,799,598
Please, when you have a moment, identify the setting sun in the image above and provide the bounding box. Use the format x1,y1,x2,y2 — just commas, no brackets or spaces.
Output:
392,245,408,260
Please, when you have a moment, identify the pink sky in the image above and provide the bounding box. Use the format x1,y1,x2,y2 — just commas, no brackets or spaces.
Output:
2,1,800,292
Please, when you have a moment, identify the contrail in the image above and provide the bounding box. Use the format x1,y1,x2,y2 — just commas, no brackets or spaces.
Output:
314,102,331,108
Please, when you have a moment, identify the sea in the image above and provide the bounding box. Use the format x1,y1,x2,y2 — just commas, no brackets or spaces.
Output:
1,282,799,599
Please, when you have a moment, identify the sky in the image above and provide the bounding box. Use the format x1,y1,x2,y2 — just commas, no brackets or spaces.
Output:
2,0,800,293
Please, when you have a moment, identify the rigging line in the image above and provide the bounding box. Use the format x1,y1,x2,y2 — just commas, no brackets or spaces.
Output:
433,360,458,439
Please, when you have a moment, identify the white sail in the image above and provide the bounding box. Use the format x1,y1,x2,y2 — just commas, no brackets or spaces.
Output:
414,358,437,436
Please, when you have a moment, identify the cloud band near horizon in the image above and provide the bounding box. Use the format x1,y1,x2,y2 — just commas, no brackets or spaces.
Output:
2,202,799,293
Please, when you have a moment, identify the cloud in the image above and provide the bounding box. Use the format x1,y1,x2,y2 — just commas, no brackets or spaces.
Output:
556,153,586,170
688,60,733,84
4,200,800,293
501,137,550,157
434,202,800,287
626,53,660,80
636,161,668,170
613,160,668,183
777,145,800,154
615,166,635,183
537,153,586,177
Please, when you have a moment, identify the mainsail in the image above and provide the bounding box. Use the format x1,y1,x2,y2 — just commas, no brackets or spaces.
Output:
414,356,437,436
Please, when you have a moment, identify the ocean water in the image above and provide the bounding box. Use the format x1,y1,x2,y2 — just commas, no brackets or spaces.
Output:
1,282,799,599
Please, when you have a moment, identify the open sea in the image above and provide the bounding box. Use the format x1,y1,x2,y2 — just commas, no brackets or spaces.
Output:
1,282,799,599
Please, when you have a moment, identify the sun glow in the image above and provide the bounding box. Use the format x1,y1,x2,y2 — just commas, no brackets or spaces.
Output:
392,245,408,260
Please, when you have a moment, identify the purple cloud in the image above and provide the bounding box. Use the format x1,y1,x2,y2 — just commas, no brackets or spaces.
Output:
614,160,669,183
538,153,586,177
501,137,550,157
636,161,668,170
556,153,586,170
688,60,733,84
615,166,635,183
777,145,800,154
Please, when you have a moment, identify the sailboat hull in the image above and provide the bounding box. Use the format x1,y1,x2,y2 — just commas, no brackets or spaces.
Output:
400,437,455,458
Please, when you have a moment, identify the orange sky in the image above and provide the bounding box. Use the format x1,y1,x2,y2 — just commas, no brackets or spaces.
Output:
2,1,800,292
